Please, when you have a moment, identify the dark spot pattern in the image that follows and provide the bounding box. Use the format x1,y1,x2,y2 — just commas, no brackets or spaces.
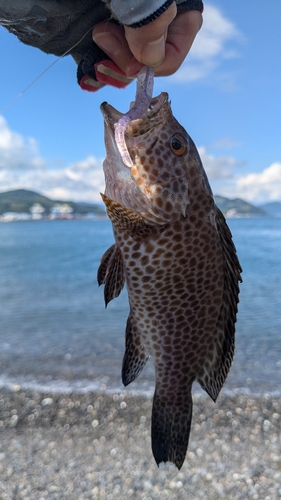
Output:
99,92,242,470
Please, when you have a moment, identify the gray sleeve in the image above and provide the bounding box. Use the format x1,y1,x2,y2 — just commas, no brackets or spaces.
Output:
108,0,203,27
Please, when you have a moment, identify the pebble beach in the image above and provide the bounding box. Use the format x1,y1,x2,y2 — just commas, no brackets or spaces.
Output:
0,388,281,499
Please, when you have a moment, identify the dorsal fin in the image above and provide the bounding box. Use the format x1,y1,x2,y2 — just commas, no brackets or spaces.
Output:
197,207,242,401
100,193,155,238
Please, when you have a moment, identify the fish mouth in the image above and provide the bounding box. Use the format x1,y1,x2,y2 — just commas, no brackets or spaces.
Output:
100,91,174,223
100,92,168,134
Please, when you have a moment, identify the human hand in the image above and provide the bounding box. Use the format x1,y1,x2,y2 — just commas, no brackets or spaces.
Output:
92,3,203,78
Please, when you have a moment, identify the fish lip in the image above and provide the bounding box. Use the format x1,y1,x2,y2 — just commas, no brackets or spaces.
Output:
101,92,169,185
100,92,168,129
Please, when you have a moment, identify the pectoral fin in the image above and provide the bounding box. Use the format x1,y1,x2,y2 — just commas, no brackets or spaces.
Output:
122,313,149,386
97,243,125,307
97,244,116,286
100,193,155,239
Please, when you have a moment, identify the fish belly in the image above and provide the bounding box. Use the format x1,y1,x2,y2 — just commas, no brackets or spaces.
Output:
117,218,225,374
115,217,225,468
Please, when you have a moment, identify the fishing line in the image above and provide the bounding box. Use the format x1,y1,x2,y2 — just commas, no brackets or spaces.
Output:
0,28,94,115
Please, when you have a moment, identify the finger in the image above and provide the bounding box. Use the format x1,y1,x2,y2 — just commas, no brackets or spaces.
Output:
124,2,177,68
92,22,134,74
148,10,203,77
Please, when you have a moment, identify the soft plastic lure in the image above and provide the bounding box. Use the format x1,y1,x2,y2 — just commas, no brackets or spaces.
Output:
114,66,154,167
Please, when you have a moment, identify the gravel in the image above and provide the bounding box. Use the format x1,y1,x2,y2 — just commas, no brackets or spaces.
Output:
0,388,281,499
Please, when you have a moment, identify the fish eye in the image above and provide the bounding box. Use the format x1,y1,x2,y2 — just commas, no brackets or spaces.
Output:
169,134,188,156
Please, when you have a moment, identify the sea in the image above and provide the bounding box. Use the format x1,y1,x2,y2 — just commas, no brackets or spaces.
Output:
0,217,280,397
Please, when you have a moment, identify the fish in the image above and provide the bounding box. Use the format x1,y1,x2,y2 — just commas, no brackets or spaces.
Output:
98,79,242,469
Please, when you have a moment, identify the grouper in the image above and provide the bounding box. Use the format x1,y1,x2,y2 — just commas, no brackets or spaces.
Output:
98,69,242,469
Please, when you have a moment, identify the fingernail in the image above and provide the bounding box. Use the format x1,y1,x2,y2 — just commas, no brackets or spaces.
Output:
125,58,142,78
93,32,122,57
142,36,165,66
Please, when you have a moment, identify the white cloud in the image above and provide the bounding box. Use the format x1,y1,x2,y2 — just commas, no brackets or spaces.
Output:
1,116,281,205
233,162,281,203
0,115,105,203
172,4,243,83
0,115,46,171
198,146,240,180
198,147,281,203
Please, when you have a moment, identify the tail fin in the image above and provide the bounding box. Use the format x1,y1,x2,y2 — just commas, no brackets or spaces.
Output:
151,387,193,470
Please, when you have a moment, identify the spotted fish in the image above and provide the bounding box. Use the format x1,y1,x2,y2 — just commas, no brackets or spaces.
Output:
98,89,242,469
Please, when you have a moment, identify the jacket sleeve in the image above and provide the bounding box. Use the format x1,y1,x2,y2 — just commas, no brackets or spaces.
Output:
0,1,203,59
0,0,110,61
108,0,203,28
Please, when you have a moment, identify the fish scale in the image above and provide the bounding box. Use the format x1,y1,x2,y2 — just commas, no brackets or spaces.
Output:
98,87,242,469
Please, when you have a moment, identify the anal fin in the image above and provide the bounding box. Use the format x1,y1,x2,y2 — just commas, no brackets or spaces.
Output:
122,313,149,386
97,244,125,307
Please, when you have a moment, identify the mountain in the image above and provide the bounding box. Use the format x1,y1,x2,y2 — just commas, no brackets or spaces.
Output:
214,196,267,218
0,189,105,216
259,202,281,218
0,189,269,219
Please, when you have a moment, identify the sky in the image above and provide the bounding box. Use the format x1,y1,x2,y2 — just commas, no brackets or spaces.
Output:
0,0,281,205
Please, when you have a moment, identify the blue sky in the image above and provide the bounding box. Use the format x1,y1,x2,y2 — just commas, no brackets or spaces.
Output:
0,0,281,205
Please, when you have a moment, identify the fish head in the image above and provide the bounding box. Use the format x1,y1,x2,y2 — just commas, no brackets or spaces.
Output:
101,93,210,223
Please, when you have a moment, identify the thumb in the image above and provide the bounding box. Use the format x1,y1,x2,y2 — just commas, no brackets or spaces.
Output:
124,2,177,67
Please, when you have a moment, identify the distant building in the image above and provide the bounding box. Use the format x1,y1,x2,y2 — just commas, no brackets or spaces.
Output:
0,212,31,222
29,203,45,220
225,208,238,218
49,203,74,220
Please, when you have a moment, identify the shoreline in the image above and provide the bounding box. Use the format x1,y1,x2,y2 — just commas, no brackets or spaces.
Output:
1,388,281,499
2,369,281,399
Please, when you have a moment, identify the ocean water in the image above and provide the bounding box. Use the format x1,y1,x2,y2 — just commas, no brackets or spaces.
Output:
0,218,280,397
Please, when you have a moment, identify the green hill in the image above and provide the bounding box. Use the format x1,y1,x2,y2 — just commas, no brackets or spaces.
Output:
0,189,268,218
214,195,267,217
259,201,281,217
0,189,105,216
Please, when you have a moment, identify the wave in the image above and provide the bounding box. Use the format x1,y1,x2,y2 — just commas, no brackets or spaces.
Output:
1,373,281,399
